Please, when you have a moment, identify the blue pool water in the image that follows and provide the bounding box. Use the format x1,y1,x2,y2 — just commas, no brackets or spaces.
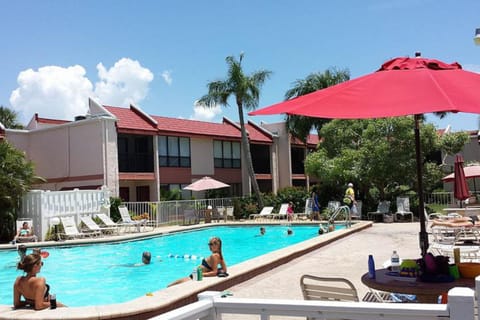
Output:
0,224,342,306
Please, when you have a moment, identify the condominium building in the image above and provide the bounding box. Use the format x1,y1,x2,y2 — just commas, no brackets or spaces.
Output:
1,99,319,201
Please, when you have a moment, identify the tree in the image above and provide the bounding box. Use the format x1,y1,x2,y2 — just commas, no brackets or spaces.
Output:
0,141,36,242
197,53,271,207
438,131,470,164
0,106,24,129
284,68,350,143
304,117,441,208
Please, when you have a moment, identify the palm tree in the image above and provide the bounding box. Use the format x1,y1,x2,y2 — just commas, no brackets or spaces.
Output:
197,53,271,207
0,106,24,129
284,68,350,143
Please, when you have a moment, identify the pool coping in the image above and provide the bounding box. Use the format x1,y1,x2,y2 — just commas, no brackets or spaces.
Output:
0,220,372,320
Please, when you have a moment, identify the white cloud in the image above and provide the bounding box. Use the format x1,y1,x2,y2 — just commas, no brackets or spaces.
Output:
10,65,93,121
9,58,154,122
161,70,172,85
190,100,223,121
94,58,154,106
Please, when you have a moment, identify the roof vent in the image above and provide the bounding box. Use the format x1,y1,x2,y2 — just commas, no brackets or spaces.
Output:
74,115,86,121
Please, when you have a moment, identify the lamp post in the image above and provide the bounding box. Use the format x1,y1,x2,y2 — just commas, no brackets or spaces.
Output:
50,217,61,241
474,28,480,46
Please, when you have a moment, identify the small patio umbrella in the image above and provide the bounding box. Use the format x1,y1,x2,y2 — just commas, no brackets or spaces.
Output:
183,176,230,192
452,154,470,206
250,55,480,256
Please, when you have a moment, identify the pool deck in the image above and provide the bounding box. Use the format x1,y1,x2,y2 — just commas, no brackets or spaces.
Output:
0,220,424,319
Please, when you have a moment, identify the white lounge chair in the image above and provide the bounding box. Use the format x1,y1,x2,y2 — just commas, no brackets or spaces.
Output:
225,206,234,221
60,216,96,239
118,205,146,232
96,213,122,234
271,203,289,220
295,199,312,220
212,206,225,222
249,206,274,221
394,197,414,222
81,215,118,235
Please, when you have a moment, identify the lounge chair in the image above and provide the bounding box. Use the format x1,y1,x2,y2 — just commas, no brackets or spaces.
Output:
118,205,146,232
248,206,274,221
225,206,234,221
367,201,391,222
295,199,312,220
211,206,225,222
271,203,289,220
80,215,118,235
96,213,122,234
351,200,362,220
183,209,198,225
14,219,38,243
394,197,414,222
60,216,97,239
326,201,341,215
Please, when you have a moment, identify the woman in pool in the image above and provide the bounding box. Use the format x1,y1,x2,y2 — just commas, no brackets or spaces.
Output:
13,253,65,310
168,236,227,287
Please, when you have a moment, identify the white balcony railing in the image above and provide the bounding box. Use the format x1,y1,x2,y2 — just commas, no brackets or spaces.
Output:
151,288,475,320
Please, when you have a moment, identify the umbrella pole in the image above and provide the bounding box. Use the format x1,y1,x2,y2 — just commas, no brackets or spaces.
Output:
415,115,429,256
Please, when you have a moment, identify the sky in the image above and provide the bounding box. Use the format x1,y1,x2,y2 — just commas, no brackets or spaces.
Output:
1,0,480,132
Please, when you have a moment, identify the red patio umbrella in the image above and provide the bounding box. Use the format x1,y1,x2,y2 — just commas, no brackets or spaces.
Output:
452,154,470,205
250,55,480,256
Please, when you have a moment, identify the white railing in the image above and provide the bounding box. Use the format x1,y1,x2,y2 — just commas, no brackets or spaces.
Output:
124,198,238,226
151,288,475,320
20,186,110,241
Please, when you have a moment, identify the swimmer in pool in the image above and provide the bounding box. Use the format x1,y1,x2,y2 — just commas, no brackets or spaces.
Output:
167,236,227,287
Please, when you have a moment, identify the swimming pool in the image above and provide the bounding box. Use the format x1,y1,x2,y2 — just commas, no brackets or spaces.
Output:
1,224,341,307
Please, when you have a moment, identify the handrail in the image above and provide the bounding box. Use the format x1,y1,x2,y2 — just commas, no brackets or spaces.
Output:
329,205,351,227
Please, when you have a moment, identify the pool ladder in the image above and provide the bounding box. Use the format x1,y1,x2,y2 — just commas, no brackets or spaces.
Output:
328,205,352,227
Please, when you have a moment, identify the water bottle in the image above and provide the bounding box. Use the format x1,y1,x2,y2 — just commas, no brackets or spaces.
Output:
192,268,198,281
50,293,57,309
368,255,376,279
197,266,203,281
391,250,400,274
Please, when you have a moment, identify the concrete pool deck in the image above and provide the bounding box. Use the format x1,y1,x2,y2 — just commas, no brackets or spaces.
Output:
0,221,424,319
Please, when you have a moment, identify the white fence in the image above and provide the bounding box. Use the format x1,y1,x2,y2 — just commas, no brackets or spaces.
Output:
152,288,475,320
20,186,110,241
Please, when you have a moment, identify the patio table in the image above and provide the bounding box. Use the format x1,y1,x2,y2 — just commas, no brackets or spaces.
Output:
361,268,474,303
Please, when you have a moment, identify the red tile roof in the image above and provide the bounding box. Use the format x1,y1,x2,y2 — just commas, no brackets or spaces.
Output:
244,122,272,143
104,105,274,143
35,114,70,125
153,115,240,139
104,106,158,133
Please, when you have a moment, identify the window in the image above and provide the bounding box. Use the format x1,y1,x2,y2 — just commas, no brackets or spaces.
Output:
214,140,241,168
158,136,191,167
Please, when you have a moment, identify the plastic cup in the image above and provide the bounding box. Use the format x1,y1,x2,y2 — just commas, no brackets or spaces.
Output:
449,264,460,280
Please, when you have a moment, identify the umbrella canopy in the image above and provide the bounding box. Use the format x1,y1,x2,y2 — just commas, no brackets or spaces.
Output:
251,57,480,118
183,176,230,192
452,154,470,203
442,165,480,182
250,56,480,256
